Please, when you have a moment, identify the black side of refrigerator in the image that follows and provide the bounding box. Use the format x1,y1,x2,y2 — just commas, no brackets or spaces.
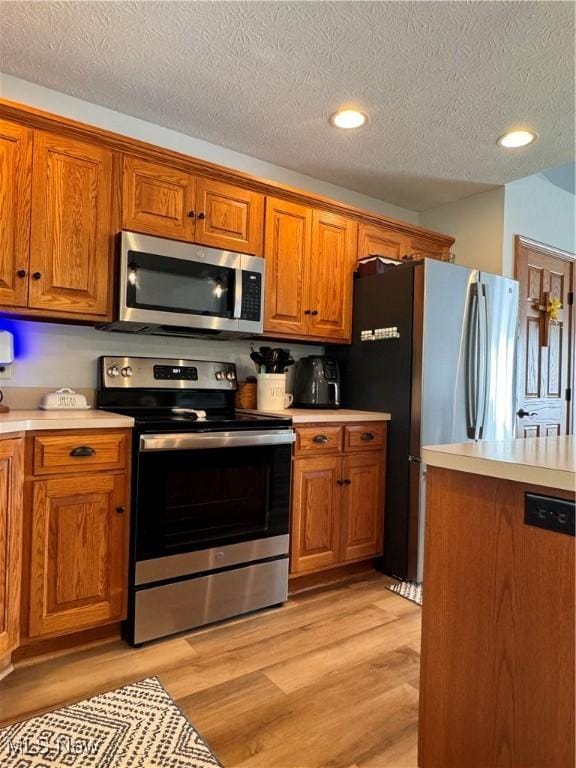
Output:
329,265,417,579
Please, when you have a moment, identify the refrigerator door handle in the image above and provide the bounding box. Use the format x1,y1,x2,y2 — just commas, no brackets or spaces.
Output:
466,284,480,438
476,283,489,439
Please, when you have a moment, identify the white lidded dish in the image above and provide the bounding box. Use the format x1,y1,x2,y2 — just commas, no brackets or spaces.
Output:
39,388,91,410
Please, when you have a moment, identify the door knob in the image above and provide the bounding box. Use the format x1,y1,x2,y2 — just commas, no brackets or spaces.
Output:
16,269,27,278
517,409,537,418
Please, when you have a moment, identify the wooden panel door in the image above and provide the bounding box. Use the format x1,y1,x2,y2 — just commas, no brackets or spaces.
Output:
0,121,32,308
29,473,128,638
264,197,312,335
409,234,450,261
290,456,342,574
195,178,264,255
308,211,357,340
340,452,385,562
0,438,23,660
122,156,195,241
515,236,574,436
358,223,409,262
28,132,113,317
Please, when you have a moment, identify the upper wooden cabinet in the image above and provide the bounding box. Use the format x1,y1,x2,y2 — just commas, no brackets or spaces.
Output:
264,197,312,336
0,121,32,308
0,437,24,663
409,233,451,260
195,177,264,255
264,201,357,341
358,223,409,261
308,211,357,340
29,132,114,317
123,157,264,255
122,156,195,241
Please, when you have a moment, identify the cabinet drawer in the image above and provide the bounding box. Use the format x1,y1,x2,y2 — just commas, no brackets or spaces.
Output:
295,426,342,456
344,423,387,452
33,431,128,476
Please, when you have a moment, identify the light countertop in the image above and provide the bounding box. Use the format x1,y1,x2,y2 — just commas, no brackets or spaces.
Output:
242,408,391,424
0,409,134,435
423,436,575,492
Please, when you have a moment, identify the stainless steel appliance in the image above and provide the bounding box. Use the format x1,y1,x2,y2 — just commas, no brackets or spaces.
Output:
97,356,294,645
293,355,341,408
330,259,519,581
99,231,264,338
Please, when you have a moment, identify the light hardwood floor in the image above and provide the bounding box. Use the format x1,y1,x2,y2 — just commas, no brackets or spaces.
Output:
0,574,421,767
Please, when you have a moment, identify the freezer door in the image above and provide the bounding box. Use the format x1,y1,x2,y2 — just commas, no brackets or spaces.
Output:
420,260,478,448
478,271,519,441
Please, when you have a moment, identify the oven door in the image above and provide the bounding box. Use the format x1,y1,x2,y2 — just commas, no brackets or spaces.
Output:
134,430,294,566
119,231,242,332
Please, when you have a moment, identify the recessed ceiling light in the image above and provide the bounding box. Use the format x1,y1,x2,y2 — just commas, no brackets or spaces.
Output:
330,109,367,129
497,129,537,148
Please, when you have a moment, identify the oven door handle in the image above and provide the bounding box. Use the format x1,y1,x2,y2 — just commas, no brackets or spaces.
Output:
140,429,296,451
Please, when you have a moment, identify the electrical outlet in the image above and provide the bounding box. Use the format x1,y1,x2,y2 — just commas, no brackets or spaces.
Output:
0,365,12,380
525,493,575,536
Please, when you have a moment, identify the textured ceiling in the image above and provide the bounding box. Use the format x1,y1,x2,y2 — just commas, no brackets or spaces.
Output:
0,1,574,211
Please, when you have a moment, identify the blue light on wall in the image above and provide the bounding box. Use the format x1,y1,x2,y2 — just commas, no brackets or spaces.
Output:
0,317,30,361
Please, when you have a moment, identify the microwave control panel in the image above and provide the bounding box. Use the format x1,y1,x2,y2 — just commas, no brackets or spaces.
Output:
241,271,262,321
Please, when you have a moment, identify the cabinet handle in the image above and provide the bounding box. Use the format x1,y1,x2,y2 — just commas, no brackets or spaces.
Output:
16,269,27,278
187,210,195,218
69,446,96,458
32,272,42,280
116,506,125,514
344,479,351,485
337,479,344,485
197,212,206,220
313,434,329,444
304,310,311,315
311,310,318,316
361,432,375,441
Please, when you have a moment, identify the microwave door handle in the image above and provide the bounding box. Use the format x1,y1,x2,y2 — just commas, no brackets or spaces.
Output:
233,268,243,319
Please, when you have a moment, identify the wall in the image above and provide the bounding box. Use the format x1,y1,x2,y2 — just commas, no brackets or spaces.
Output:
419,187,505,274
502,172,576,275
0,319,321,407
0,73,418,224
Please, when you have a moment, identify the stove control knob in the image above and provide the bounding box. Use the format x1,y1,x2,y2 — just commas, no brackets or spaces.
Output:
107,365,120,377
121,366,133,378
225,371,236,381
215,371,225,380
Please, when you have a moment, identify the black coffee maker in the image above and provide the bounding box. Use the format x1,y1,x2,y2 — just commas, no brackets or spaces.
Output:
293,356,341,408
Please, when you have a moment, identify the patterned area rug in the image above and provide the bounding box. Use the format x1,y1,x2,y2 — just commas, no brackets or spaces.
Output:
0,677,221,767
387,580,423,606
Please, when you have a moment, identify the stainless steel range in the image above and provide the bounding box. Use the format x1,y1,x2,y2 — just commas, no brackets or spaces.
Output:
97,356,294,646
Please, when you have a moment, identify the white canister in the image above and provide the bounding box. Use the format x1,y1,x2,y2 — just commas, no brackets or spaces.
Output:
256,373,293,411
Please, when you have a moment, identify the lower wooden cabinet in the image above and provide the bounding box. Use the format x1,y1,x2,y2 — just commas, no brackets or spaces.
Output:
0,436,24,662
28,472,129,638
290,422,386,575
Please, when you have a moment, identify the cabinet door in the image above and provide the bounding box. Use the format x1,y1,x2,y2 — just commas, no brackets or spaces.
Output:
29,132,113,316
0,438,23,659
0,121,32,308
340,452,385,562
308,211,357,340
290,456,342,574
195,178,264,255
358,223,409,261
29,473,128,638
410,234,450,261
122,156,196,241
264,197,312,336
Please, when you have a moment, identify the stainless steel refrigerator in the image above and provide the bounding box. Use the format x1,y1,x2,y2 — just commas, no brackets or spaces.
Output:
330,259,519,582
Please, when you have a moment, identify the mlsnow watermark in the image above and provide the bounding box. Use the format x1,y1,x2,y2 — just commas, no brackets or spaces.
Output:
3,733,100,757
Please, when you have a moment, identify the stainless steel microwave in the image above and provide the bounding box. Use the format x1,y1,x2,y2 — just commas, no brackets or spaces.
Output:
99,231,264,338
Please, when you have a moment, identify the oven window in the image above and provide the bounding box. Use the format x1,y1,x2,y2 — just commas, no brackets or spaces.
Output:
136,444,291,559
126,250,235,317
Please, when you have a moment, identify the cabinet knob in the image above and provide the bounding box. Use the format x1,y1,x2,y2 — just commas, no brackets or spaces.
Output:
16,269,27,278
304,310,311,315
187,210,195,218
313,434,329,444
344,479,351,485
115,506,125,514
32,272,42,280
337,479,344,485
197,212,206,220
361,432,375,441
69,446,96,457
311,310,318,316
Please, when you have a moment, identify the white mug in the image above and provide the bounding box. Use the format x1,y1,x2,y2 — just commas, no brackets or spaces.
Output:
257,373,293,411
